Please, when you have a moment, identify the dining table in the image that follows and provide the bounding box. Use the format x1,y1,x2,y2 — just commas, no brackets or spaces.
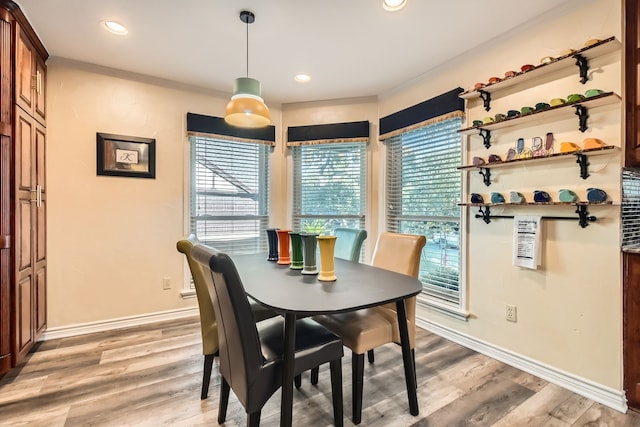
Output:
233,253,422,427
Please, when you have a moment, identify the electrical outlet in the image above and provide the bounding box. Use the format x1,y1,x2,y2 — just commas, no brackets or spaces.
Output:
163,277,171,290
506,304,517,322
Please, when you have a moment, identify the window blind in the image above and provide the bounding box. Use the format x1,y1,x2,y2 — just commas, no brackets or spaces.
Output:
385,117,462,306
190,135,270,255
292,142,367,241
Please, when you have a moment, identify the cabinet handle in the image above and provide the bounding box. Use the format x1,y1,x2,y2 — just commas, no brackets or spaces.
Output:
36,71,42,95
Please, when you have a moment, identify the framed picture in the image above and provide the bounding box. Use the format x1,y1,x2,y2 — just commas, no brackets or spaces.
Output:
96,133,156,179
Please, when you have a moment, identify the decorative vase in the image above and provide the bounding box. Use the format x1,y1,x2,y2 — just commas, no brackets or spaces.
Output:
289,231,304,270
300,233,319,275
276,229,292,265
266,228,279,261
317,235,337,282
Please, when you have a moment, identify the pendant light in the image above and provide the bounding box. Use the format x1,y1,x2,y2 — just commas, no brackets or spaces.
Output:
224,10,271,128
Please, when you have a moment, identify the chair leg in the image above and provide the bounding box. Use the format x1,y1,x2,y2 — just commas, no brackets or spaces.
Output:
352,353,365,425
412,348,416,384
367,349,374,364
330,359,344,427
218,376,230,424
247,410,261,427
201,354,215,400
311,366,320,385
295,374,302,389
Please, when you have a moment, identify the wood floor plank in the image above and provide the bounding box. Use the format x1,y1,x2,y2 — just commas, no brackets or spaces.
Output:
1,318,639,427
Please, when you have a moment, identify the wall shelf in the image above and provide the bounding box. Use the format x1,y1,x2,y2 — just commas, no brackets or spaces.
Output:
458,92,620,148
458,146,619,186
459,36,620,111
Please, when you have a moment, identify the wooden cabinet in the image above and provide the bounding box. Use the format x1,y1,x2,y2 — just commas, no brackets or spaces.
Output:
0,0,47,378
625,0,640,166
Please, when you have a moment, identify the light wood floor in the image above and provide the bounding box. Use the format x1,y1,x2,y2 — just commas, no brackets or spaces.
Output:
1,317,639,427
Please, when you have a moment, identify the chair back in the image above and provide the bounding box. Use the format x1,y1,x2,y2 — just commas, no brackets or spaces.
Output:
191,244,264,408
176,234,218,356
334,228,367,262
370,232,426,347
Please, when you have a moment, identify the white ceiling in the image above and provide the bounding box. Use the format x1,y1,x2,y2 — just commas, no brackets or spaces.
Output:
15,0,579,105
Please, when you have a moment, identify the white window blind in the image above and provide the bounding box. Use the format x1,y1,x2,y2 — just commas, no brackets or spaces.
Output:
292,142,367,237
190,135,270,255
385,117,462,308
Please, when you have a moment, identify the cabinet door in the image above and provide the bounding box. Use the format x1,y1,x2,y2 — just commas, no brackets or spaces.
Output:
625,0,640,166
34,56,45,125
15,26,34,118
13,108,45,358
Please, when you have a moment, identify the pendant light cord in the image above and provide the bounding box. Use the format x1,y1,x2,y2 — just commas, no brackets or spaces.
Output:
245,18,249,78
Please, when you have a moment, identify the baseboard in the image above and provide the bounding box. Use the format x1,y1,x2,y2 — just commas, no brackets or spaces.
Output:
416,317,628,413
40,307,199,341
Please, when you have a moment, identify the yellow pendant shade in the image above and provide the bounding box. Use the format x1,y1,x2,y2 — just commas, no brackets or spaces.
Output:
224,78,271,128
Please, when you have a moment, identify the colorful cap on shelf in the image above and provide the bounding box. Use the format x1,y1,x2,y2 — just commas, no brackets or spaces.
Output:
509,191,526,203
558,189,579,202
507,109,520,118
470,193,484,203
550,97,566,106
494,113,506,122
560,142,581,153
488,154,502,163
585,88,605,98
587,188,607,202
567,93,585,103
483,116,495,124
504,70,518,78
472,156,486,166
520,106,534,115
473,119,484,127
520,64,535,72
540,56,555,64
490,192,505,203
474,82,486,90
488,76,501,84
533,190,552,203
535,102,551,111
584,38,602,48
583,138,606,149
559,48,576,57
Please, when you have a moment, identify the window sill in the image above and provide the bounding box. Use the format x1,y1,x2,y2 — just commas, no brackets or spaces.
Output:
417,296,469,321
180,289,196,299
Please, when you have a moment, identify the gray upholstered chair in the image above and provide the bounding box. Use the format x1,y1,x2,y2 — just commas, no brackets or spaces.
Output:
333,228,367,262
176,234,276,400
312,232,426,424
191,244,344,427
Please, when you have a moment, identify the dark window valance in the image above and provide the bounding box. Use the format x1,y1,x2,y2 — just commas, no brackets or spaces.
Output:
186,112,276,146
379,87,465,140
286,120,369,147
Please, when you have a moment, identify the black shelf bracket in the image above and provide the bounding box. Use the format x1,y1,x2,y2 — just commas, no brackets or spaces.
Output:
473,204,598,227
574,104,589,132
576,205,597,228
479,167,491,186
574,54,589,84
479,90,491,111
575,153,590,179
479,128,492,148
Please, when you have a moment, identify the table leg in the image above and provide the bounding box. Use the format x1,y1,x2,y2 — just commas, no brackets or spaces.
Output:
280,313,297,427
396,299,419,416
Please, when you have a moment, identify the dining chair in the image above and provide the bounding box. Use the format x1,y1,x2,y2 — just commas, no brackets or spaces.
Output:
333,228,367,262
191,244,345,427
176,234,277,400
312,232,426,424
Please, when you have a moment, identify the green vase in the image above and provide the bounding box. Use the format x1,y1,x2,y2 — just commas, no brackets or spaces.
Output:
289,231,303,270
301,233,319,275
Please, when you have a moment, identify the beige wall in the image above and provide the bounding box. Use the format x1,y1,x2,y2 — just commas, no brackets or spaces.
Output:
46,0,623,397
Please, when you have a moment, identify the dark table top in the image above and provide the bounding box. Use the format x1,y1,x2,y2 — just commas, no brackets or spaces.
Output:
233,253,423,316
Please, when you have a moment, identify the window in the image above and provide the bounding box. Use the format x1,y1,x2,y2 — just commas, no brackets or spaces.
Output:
385,117,464,313
292,142,367,239
189,135,270,255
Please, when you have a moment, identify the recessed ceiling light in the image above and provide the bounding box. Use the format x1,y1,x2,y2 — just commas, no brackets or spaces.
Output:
382,0,407,12
294,74,311,83
102,20,128,35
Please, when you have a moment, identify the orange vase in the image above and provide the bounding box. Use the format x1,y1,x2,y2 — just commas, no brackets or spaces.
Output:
277,229,292,265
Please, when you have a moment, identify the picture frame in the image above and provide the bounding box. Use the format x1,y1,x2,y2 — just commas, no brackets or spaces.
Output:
96,133,156,179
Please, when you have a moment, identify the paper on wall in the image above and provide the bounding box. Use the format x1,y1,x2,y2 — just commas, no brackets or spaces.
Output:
512,216,542,269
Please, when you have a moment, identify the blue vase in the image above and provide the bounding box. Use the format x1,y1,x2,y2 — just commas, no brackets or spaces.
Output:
266,228,279,261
